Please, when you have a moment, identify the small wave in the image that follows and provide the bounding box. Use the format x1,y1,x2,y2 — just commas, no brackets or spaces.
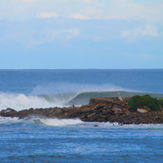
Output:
0,116,163,128
0,116,83,126
28,118,83,127
25,119,163,128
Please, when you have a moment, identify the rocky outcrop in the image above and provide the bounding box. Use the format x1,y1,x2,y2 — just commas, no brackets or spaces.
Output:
0,97,163,124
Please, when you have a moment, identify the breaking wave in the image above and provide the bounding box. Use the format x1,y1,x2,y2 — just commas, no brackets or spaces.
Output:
0,91,163,111
0,83,130,110
0,83,162,111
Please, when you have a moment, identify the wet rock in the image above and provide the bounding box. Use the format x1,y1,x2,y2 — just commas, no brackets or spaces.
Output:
0,108,17,117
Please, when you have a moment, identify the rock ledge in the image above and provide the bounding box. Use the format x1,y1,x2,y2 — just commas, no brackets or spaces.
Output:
1,97,163,124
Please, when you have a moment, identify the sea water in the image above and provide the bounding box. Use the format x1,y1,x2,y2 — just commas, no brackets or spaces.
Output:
0,69,163,162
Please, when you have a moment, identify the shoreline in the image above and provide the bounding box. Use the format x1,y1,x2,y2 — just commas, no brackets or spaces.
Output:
0,96,163,124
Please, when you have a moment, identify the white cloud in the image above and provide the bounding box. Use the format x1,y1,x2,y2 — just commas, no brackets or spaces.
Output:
121,25,159,40
68,13,90,20
39,12,58,18
0,0,163,23
0,0,162,44
16,0,38,3
84,0,92,3
80,0,163,22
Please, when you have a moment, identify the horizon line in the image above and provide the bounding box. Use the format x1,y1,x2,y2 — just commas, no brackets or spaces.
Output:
0,68,163,70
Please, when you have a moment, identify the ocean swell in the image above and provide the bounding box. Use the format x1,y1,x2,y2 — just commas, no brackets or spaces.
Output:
0,83,134,111
0,90,163,111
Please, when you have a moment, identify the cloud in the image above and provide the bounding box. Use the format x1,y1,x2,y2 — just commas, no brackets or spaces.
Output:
81,0,163,22
0,0,162,45
1,0,163,23
67,0,163,22
121,25,159,40
17,0,38,3
84,0,92,3
68,13,90,20
39,12,58,18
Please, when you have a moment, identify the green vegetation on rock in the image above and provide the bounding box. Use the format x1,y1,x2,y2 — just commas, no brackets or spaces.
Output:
129,95,161,111
158,98,163,107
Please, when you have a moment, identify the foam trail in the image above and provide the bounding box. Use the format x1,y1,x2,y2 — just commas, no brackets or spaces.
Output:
91,122,163,129
0,116,20,124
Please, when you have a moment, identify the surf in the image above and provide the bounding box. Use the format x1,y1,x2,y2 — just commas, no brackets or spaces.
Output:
0,91,163,111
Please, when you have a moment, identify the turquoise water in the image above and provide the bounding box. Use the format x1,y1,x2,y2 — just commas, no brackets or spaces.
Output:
0,69,163,162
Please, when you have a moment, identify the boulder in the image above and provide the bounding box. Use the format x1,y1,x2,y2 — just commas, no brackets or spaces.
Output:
0,108,17,117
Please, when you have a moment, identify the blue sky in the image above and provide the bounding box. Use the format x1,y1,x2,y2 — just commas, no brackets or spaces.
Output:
0,0,163,69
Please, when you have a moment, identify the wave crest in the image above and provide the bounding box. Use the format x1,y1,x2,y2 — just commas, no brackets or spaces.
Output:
0,83,134,111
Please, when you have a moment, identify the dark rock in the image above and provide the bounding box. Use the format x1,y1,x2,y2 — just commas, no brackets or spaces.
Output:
0,108,17,117
1,97,163,124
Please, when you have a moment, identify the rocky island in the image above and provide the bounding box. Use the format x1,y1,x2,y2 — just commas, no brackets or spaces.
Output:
1,95,163,124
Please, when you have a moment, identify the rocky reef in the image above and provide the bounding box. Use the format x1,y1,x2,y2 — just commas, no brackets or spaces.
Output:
1,96,163,124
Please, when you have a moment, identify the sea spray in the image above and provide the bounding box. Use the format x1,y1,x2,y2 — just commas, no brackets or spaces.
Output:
31,82,131,95
0,93,56,111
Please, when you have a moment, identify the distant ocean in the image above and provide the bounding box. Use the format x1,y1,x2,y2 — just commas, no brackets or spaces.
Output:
0,69,163,162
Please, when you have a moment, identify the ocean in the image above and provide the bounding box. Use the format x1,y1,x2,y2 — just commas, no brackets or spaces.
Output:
0,69,163,162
